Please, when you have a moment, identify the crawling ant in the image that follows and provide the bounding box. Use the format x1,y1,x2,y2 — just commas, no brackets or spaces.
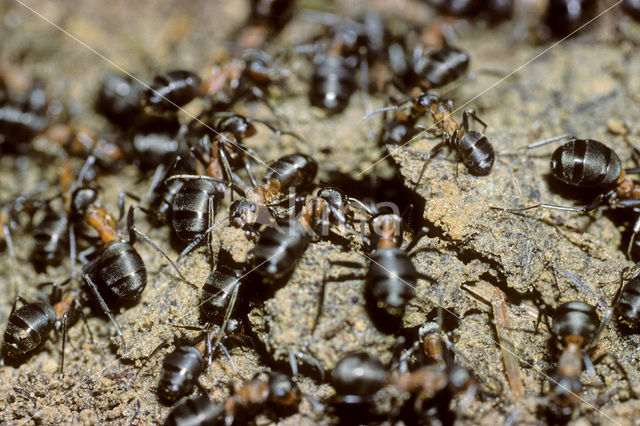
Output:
165,372,303,425
143,70,202,113
493,136,640,257
185,110,300,186
1,280,91,374
546,301,601,422
367,93,494,185
315,212,429,332
69,186,191,348
157,320,245,404
305,13,388,114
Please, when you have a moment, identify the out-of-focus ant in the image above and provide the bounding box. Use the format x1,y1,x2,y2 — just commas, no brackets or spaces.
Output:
165,371,312,425
425,0,513,22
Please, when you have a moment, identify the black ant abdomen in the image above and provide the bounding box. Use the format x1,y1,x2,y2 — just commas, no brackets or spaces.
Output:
144,70,202,112
545,0,597,38
170,178,224,241
2,301,56,360
413,45,470,89
84,240,147,306
458,130,494,176
552,300,599,343
330,352,387,408
249,218,311,279
366,247,417,320
615,272,640,330
550,138,621,188
200,267,243,324
95,72,144,129
309,56,356,114
32,206,69,270
157,345,204,404
263,153,318,190
164,395,223,426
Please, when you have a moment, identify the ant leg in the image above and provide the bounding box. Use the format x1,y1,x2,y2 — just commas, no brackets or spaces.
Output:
9,296,30,315
59,311,69,375
117,192,126,222
218,341,237,372
75,299,94,343
166,175,246,198
490,193,607,214
127,206,197,289
462,109,488,132
413,140,447,188
253,118,304,141
146,163,166,202
295,350,325,381
3,224,15,260
177,217,230,266
81,271,126,352
526,134,573,150
78,246,96,265
207,197,216,270
209,282,240,357
288,351,299,377
69,225,77,282
76,155,96,185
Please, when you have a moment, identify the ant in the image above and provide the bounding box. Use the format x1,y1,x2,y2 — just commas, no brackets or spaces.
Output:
330,350,477,424
366,92,494,186
492,136,640,257
247,181,363,280
168,152,317,254
301,11,393,114
545,301,602,423
69,185,192,349
315,212,433,333
165,371,307,425
1,280,92,374
184,110,302,187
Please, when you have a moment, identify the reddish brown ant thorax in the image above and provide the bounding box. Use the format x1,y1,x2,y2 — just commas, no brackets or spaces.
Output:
85,204,119,244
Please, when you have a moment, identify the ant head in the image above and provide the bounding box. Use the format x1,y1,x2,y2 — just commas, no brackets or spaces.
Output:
70,187,98,219
552,301,599,345
268,373,299,406
415,93,439,110
229,198,259,229
315,186,347,210
224,115,256,139
370,213,403,247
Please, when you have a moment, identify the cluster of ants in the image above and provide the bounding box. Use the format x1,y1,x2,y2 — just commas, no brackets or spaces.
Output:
2,0,640,424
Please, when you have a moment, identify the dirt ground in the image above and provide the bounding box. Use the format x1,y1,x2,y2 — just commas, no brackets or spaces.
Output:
1,0,640,424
